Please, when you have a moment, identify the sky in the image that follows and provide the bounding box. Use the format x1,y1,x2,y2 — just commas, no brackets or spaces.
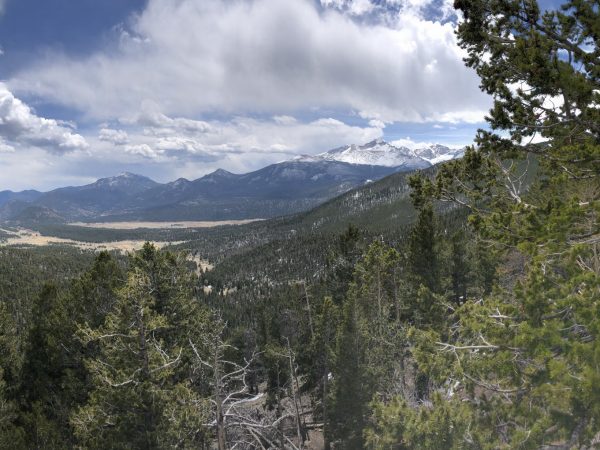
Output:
0,0,505,190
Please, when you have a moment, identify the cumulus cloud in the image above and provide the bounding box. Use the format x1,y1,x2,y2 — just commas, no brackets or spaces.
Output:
124,143,157,159
9,0,489,124
368,119,386,129
273,115,298,126
76,111,384,187
0,83,89,154
99,128,129,145
126,102,213,135
115,113,383,162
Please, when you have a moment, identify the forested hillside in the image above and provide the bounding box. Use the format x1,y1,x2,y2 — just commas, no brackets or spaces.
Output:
0,0,598,448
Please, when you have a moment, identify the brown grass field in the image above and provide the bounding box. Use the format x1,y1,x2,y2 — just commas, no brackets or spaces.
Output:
0,228,180,252
68,219,261,229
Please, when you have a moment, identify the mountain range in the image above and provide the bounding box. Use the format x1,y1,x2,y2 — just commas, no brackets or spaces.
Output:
297,139,464,167
0,140,464,223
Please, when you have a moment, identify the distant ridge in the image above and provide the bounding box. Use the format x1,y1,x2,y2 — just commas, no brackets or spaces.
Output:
0,140,464,223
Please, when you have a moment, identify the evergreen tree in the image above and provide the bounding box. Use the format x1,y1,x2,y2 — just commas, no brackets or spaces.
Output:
454,0,600,165
367,0,600,446
0,302,24,448
329,241,405,448
68,250,123,329
449,229,469,304
71,244,211,449
325,224,365,304
408,202,439,294
10,252,124,448
18,283,73,448
310,296,338,449
328,294,369,449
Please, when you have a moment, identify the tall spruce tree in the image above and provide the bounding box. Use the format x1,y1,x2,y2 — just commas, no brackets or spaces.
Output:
329,241,405,448
408,202,439,294
328,294,369,449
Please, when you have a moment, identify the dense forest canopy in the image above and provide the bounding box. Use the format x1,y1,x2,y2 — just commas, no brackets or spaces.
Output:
0,0,598,448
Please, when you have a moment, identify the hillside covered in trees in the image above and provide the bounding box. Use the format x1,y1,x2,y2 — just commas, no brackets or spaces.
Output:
0,0,599,448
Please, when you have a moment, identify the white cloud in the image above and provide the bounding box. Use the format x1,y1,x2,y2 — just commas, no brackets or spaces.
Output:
99,128,129,145
0,83,89,154
324,0,375,16
126,102,213,134
0,138,14,153
8,0,489,124
0,0,488,190
391,136,463,150
0,0,6,16
320,0,458,24
17,112,381,189
96,113,383,166
273,115,298,125
0,146,131,191
124,143,159,159
368,119,386,129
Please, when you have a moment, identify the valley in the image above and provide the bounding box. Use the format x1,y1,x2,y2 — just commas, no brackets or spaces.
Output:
1,165,433,273
67,219,262,229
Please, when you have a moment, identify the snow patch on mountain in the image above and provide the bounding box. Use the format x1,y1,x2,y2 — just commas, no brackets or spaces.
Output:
93,172,158,190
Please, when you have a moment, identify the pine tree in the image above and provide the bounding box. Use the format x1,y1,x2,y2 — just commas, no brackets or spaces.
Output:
367,0,599,445
18,283,73,448
449,230,469,304
71,244,211,449
329,241,405,448
310,296,338,449
328,294,369,449
10,252,124,448
408,202,439,295
0,302,24,448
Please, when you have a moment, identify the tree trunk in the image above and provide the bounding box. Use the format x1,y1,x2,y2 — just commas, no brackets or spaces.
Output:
135,291,153,450
323,366,330,450
214,345,227,450
303,281,314,340
286,340,305,448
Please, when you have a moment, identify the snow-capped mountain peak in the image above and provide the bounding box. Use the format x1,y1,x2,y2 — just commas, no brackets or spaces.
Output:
93,172,158,190
317,140,415,167
308,139,464,169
